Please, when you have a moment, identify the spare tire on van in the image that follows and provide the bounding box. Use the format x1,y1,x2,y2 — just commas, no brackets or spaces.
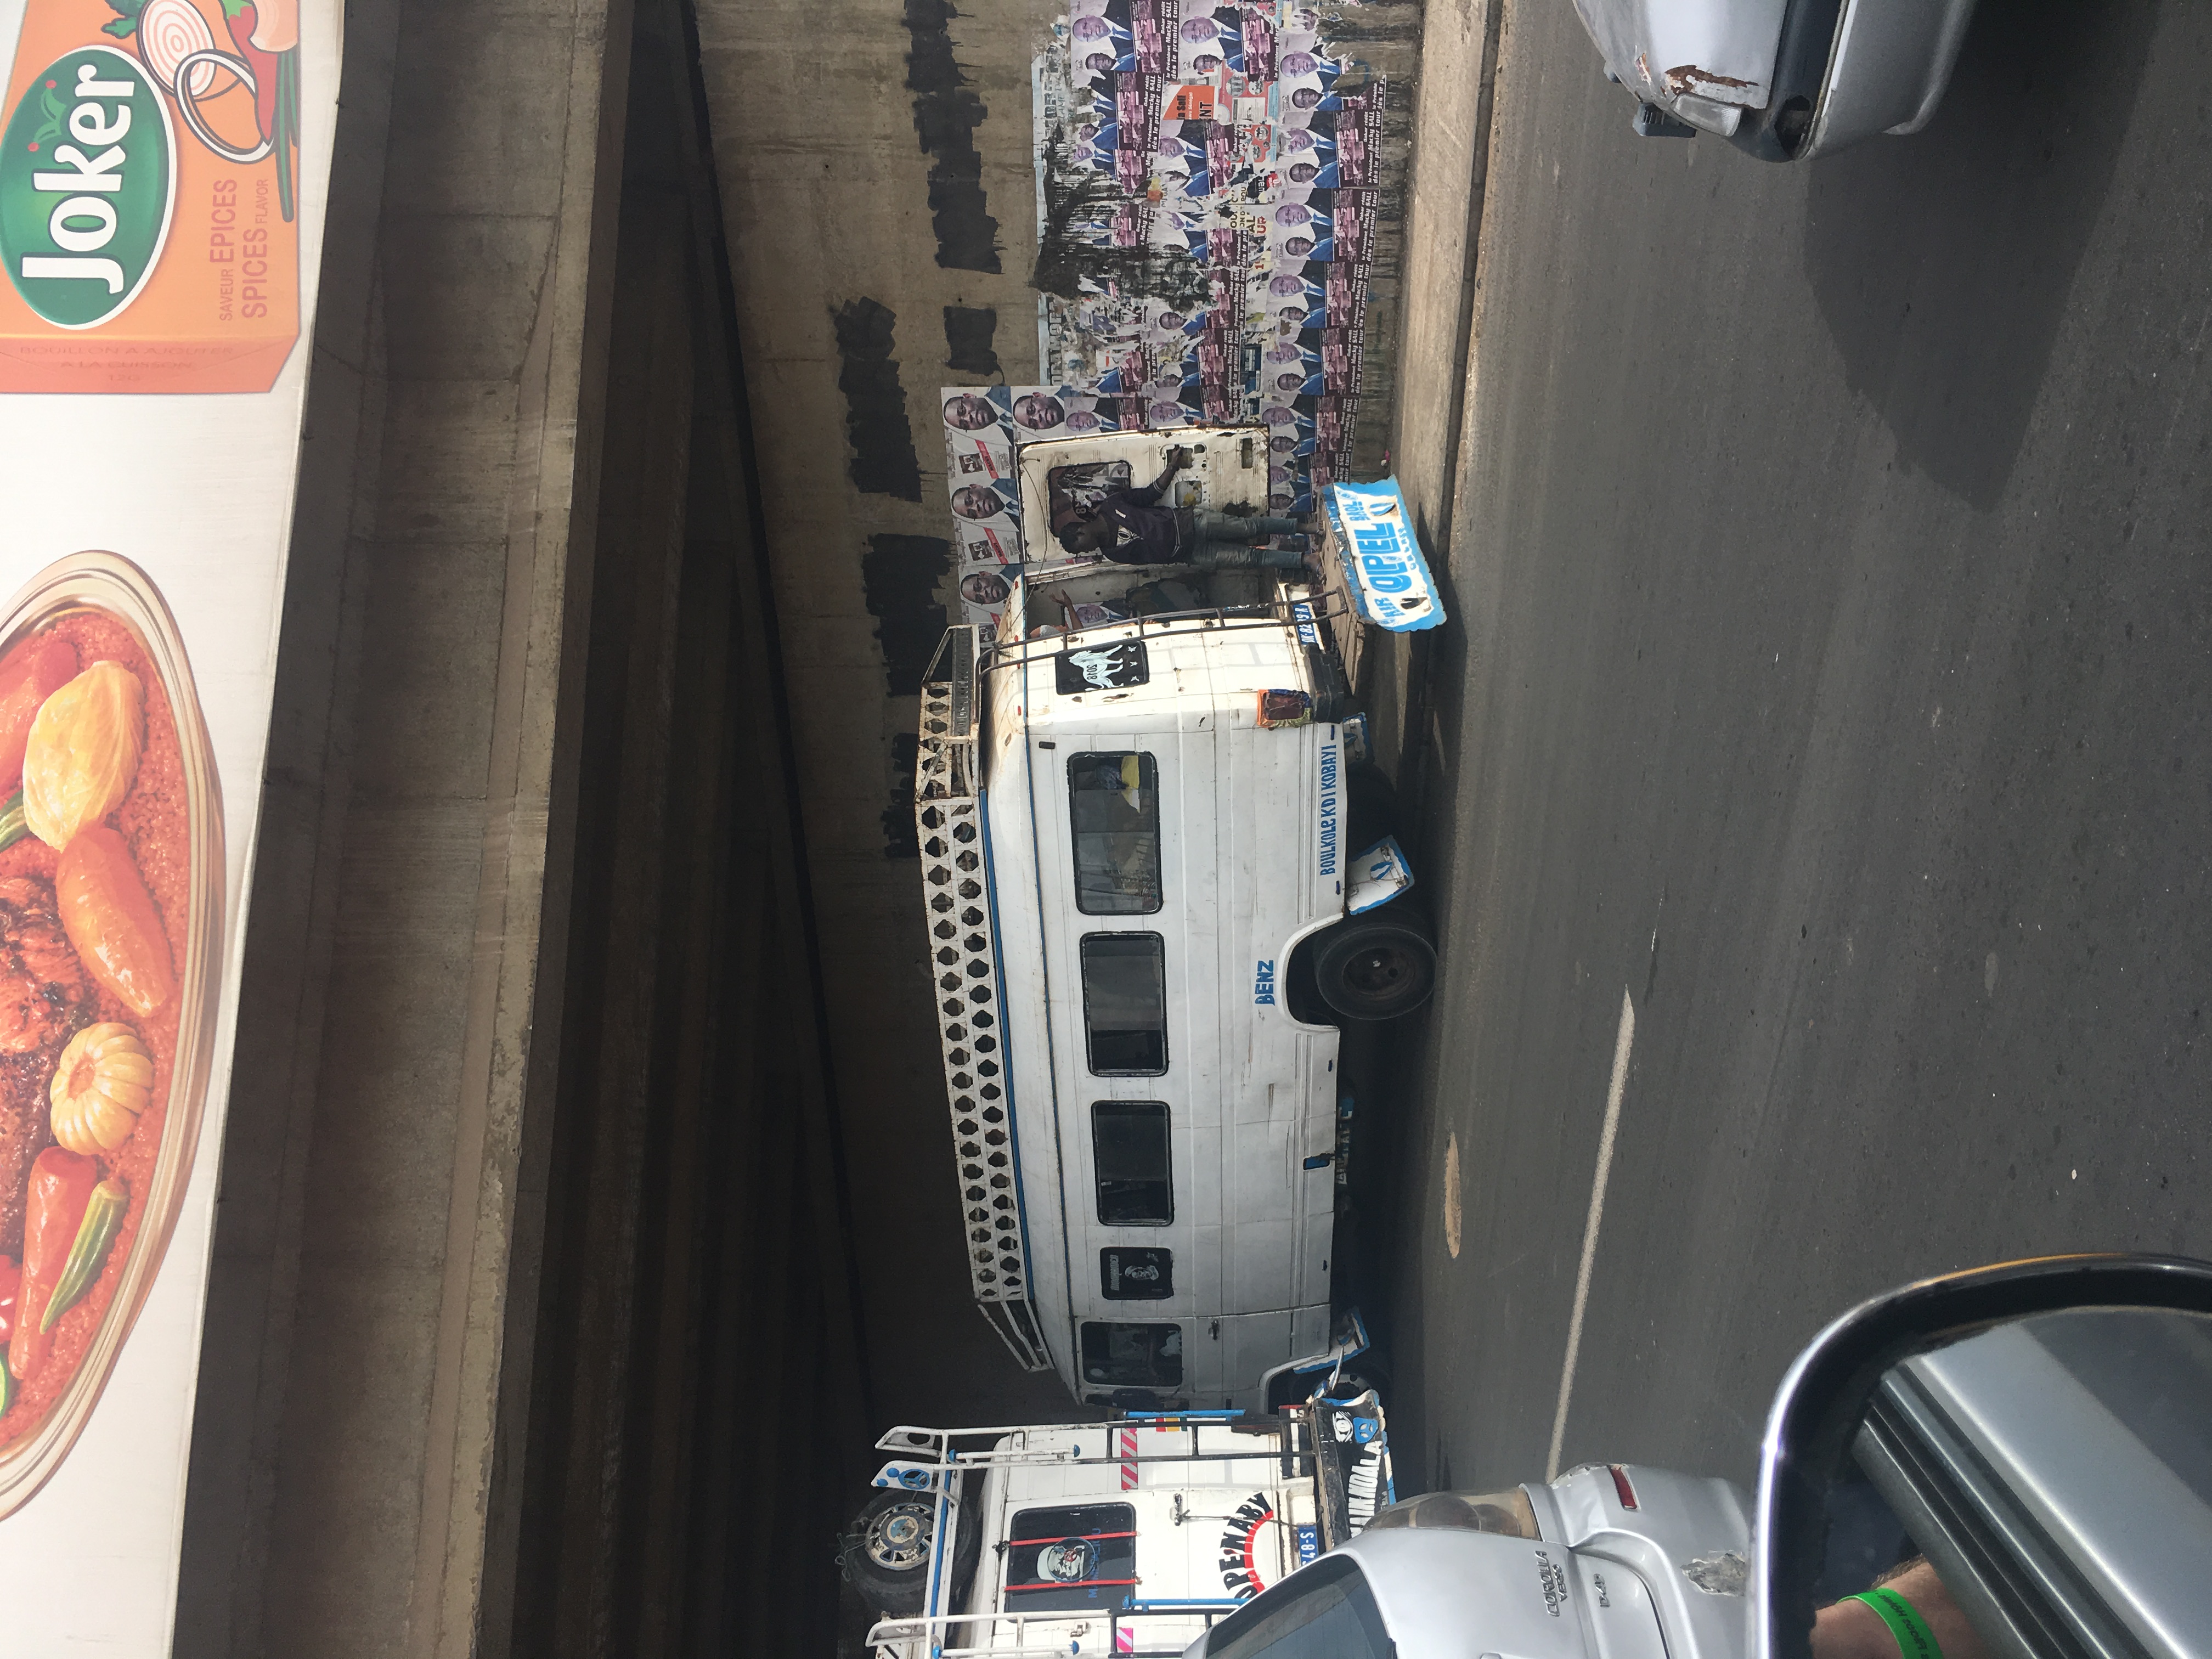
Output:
840,1484,983,1617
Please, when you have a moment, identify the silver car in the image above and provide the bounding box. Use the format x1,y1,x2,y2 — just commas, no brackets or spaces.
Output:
1182,1463,1751,1658
1181,1254,2212,1659
1566,0,1982,160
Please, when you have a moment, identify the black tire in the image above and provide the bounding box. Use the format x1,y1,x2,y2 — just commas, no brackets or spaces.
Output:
1315,1358,1392,1402
1345,762,1400,854
1313,913,1436,1022
1268,1363,1387,1410
1300,1374,1385,1412
842,1485,982,1617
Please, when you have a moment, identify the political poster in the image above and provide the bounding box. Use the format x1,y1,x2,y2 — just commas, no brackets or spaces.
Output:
0,1,340,1652
1031,1,1387,518
940,382,1138,630
946,2,1392,635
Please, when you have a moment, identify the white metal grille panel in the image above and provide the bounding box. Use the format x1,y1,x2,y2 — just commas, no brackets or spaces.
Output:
916,668,1028,1313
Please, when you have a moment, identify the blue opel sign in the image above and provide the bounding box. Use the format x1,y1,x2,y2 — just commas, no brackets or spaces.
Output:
1326,477,1445,632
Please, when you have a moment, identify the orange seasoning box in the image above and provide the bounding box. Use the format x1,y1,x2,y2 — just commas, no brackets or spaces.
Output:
0,0,300,393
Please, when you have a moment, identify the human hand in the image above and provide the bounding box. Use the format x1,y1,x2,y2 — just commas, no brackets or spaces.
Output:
1811,1560,1990,1659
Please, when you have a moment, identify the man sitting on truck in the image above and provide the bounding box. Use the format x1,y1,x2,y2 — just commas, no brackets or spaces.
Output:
1058,447,1308,569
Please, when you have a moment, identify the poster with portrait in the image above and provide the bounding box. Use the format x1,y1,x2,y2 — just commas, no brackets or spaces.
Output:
0,2,341,1652
941,382,1138,631
1030,0,1387,528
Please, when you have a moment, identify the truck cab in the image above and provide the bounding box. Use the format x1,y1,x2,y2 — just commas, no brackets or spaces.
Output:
849,1390,1397,1657
845,1403,1756,1659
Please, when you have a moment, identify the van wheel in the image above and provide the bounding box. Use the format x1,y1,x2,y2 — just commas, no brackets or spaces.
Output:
1313,915,1436,1022
842,1486,981,1616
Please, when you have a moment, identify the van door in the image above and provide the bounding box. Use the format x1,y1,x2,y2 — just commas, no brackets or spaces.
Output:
1122,1430,1302,1609
1217,1311,1296,1407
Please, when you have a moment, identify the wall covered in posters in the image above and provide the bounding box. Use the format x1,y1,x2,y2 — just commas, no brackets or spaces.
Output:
0,0,333,1650
940,0,1390,626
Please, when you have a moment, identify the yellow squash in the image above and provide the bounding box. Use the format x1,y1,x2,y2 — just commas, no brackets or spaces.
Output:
23,662,145,849
49,1023,154,1156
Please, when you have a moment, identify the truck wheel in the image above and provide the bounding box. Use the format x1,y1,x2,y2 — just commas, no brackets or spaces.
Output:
1269,1362,1387,1411
1313,915,1436,1022
1315,1358,1391,1402
842,1486,981,1616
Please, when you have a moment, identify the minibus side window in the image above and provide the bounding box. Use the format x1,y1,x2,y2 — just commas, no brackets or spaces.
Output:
1080,1322,1183,1387
1092,1101,1172,1224
1067,752,1162,915
1079,933,1167,1075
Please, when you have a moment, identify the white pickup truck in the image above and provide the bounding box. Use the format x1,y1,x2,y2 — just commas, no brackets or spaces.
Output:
848,1387,1397,1657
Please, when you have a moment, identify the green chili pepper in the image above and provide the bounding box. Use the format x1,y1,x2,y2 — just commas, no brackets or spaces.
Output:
42,1177,126,1334
0,1356,13,1415
0,789,25,852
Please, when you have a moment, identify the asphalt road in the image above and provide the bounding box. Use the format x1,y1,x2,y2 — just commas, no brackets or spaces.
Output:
1362,0,2212,1502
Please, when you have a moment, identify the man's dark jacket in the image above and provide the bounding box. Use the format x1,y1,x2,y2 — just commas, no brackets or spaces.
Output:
1092,473,1192,564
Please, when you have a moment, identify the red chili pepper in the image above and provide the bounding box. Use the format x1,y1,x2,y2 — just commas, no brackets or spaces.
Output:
223,1,283,146
0,1255,19,1347
8,1148,97,1384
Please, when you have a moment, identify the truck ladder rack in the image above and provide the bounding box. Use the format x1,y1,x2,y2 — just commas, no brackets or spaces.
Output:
874,1410,1315,1478
868,1605,1231,1659
916,628,1049,1372
978,579,1356,674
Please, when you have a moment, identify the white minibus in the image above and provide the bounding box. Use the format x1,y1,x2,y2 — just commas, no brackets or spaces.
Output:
917,426,1435,1413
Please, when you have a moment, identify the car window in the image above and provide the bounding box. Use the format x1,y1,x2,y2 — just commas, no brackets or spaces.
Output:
1200,1555,1393,1658
1068,753,1161,914
1092,1100,1172,1223
1844,1305,2212,1655
1080,933,1167,1074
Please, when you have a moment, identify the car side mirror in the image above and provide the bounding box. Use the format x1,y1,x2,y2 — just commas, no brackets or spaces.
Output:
1754,1253,2212,1659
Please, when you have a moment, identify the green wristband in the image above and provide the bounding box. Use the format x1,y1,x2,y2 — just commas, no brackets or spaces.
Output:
1848,1588,1943,1659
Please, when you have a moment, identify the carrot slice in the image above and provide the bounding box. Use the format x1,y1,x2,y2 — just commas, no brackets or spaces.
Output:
55,827,176,1018
0,634,77,793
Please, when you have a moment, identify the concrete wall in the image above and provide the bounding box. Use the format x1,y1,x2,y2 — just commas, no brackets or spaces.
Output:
691,0,1421,1430
692,0,1080,1428
183,2,881,1651
177,1,643,1652
490,18,879,1657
